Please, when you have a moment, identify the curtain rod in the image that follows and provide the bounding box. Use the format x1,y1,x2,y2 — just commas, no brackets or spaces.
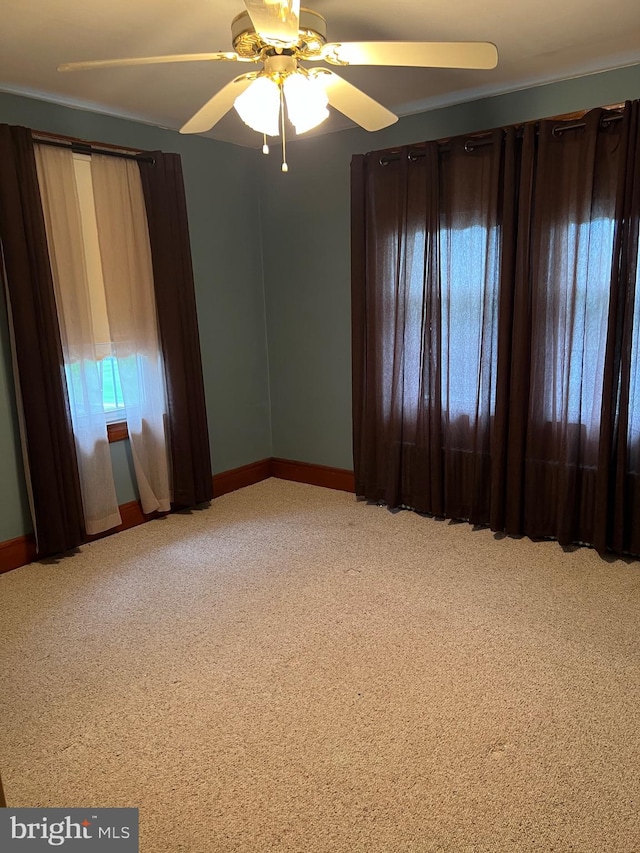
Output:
33,135,155,165
378,109,625,165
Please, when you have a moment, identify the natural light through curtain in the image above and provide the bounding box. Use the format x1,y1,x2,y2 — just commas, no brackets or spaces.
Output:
34,145,122,534
72,154,111,359
352,105,640,555
90,154,171,514
440,223,500,423
533,217,614,454
72,154,126,419
36,145,172,527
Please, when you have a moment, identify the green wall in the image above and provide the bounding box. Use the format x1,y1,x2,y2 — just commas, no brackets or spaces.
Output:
0,91,272,540
259,62,640,470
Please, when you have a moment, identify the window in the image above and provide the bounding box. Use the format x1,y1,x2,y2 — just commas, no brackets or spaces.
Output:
351,106,640,554
439,222,500,420
393,222,499,427
35,141,172,532
72,152,126,422
0,127,211,553
401,217,614,436
99,356,125,417
535,217,615,441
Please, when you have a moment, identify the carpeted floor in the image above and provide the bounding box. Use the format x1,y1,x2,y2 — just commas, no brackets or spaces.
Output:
1,478,639,852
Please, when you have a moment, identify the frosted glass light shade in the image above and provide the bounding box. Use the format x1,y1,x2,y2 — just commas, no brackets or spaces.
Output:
234,76,281,136
283,73,329,134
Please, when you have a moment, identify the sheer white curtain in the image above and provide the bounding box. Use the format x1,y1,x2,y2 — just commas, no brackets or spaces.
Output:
34,145,122,534
91,154,171,514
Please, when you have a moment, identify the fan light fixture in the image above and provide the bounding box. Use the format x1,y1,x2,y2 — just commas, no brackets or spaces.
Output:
233,69,329,170
234,75,281,136
58,1,499,175
282,72,329,134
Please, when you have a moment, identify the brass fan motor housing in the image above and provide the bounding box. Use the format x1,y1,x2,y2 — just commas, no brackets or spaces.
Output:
231,7,327,60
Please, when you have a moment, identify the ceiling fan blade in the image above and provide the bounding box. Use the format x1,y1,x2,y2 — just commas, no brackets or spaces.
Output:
58,53,251,72
180,74,255,134
311,69,397,132
243,0,300,46
322,41,498,70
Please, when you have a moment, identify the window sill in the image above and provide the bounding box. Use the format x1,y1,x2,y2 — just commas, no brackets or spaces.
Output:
107,421,129,443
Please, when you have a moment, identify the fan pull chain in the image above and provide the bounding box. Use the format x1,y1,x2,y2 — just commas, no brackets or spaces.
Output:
262,133,269,155
280,84,288,173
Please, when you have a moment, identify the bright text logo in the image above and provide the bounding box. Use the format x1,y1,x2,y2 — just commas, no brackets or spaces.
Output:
0,809,138,851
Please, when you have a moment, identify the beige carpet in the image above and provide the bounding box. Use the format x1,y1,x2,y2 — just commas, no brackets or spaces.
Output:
1,478,639,852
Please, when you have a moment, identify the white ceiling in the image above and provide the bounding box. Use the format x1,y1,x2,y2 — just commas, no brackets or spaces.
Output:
1,0,639,148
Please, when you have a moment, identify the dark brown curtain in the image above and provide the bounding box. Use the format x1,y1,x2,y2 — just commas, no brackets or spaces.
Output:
594,102,640,555
352,102,640,557
0,125,85,557
138,153,213,506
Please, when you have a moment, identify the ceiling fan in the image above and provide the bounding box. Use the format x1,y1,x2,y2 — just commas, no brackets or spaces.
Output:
59,0,498,169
